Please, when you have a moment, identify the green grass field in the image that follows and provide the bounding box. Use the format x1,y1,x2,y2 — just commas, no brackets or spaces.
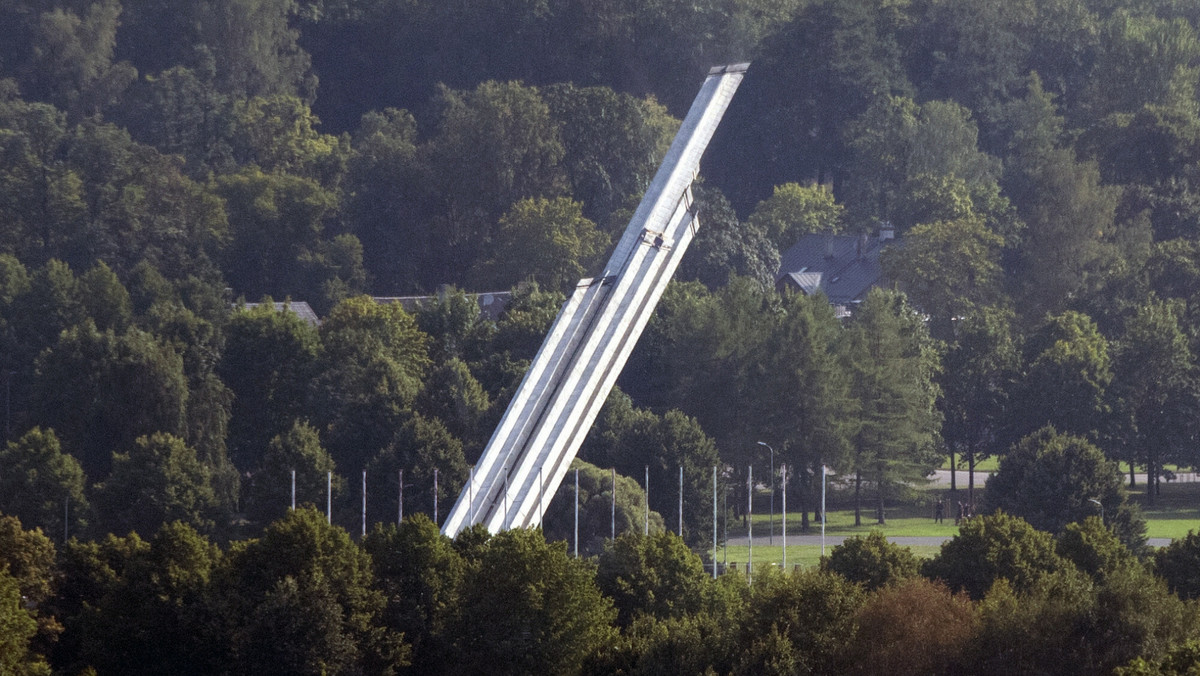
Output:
700,479,1200,568
715,544,944,569
732,501,964,539
1132,479,1200,540
940,456,1000,472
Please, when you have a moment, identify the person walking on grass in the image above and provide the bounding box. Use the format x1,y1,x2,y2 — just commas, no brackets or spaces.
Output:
934,498,944,523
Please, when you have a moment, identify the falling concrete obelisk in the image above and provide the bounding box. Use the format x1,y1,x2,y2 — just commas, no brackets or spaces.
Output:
441,63,749,538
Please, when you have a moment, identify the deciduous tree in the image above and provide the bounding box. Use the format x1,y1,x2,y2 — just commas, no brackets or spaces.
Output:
0,427,89,537
983,426,1146,549
451,528,616,675
922,511,1067,600
821,530,920,591
94,432,221,537
473,196,608,293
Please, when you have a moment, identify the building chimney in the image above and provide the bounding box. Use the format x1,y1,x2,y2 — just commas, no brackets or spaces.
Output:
879,221,895,242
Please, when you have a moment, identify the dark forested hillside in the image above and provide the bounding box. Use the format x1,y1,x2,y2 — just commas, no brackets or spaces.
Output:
4,0,1200,672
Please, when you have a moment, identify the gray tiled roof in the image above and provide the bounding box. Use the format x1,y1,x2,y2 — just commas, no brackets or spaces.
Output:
776,233,886,306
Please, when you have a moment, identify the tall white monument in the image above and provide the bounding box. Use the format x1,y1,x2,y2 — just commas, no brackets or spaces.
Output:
441,63,749,537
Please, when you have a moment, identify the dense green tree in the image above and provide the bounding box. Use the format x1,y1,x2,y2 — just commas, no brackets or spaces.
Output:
983,427,1146,549
971,559,1199,676
737,568,865,676
31,322,189,478
488,281,565,362
905,0,1037,125
297,232,369,315
922,511,1067,600
0,253,31,379
0,427,89,538
1013,149,1121,317
215,166,339,302
844,96,1004,233
752,289,853,529
0,516,56,670
0,96,89,269
882,217,1005,338
244,420,343,527
628,277,776,472
544,83,677,227
746,182,844,249
820,530,920,591
64,119,229,280
76,262,131,333
678,185,780,290
49,531,148,671
342,107,431,292
1080,12,1200,123
939,306,1022,501
94,432,221,537
1154,530,1200,600
713,0,912,207
595,532,710,627
414,357,490,456
542,459,666,557
220,302,321,470
473,196,609,293
428,80,567,278
112,64,236,178
362,516,464,675
1014,310,1112,442
0,564,48,676
843,288,942,525
310,296,430,472
195,0,315,100
364,413,468,527
13,261,85,367
1056,516,1140,583
1118,639,1200,675
23,0,137,120
583,398,720,546
72,521,224,675
228,94,347,184
966,570,1096,676
0,514,56,624
992,73,1067,178
451,528,617,676
413,287,494,363
218,507,409,675
141,300,238,510
1110,299,1200,502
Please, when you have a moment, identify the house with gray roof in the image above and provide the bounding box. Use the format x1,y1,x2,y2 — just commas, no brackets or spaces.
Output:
775,227,895,317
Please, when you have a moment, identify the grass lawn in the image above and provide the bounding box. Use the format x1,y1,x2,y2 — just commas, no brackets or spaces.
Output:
733,503,961,539
698,474,1200,569
715,544,943,569
1131,479,1200,540
940,455,1000,472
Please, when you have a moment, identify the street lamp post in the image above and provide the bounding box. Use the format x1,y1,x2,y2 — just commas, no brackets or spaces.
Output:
1089,498,1104,525
757,442,774,545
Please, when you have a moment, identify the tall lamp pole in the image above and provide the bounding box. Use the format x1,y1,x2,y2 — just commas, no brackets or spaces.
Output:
757,441,774,545
1089,498,1104,525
